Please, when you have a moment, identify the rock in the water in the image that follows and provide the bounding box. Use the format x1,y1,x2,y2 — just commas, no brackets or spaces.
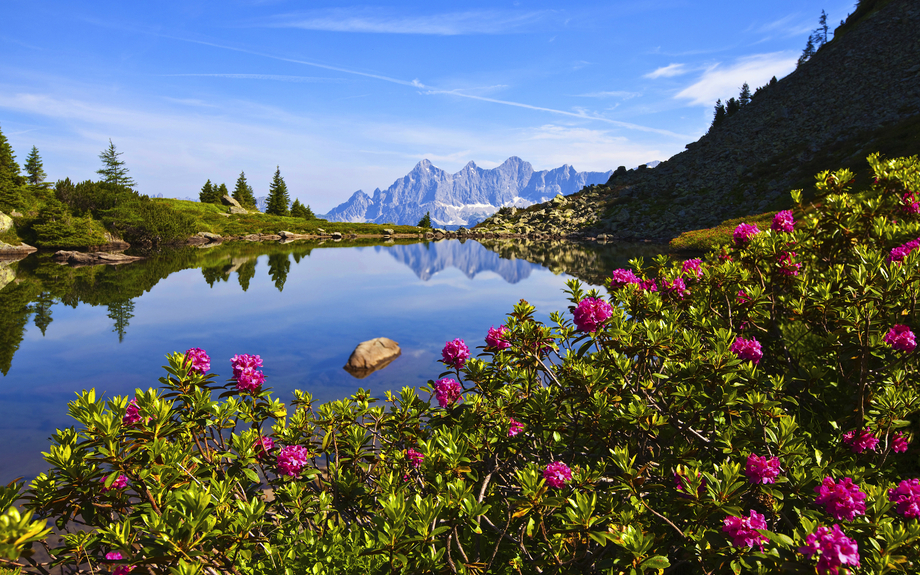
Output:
383,228,394,236
0,211,12,233
221,195,243,209
278,231,294,239
53,250,144,266
196,231,223,242
0,241,37,258
331,231,343,239
0,260,16,290
344,337,401,378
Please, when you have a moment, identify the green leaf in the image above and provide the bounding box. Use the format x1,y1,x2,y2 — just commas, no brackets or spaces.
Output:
641,555,670,569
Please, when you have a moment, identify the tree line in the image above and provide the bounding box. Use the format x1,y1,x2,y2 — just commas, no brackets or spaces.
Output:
198,167,314,220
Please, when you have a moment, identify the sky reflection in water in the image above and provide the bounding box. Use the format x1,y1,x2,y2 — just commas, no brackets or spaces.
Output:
0,239,664,482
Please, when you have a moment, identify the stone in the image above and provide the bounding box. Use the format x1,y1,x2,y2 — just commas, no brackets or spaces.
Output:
278,231,294,239
10,211,23,217
316,228,326,235
0,260,15,291
53,250,144,267
383,228,394,235
331,231,343,239
0,211,12,233
0,242,37,258
229,206,248,215
196,231,222,242
344,337,401,378
220,195,243,209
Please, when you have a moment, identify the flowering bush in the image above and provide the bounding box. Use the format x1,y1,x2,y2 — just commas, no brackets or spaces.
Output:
485,325,511,349
3,155,920,574
441,338,471,369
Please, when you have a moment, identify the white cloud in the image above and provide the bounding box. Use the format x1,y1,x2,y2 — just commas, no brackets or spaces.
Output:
263,8,553,35
575,91,641,99
675,52,797,105
644,63,688,79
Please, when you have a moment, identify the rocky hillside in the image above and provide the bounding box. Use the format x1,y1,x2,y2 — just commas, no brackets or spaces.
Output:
476,0,920,240
324,157,612,229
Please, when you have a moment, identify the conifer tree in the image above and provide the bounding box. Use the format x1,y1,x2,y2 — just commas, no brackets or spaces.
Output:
96,139,136,188
265,167,290,216
798,36,816,66
0,125,24,210
818,10,829,45
24,146,49,189
710,100,727,131
418,211,432,228
725,97,740,117
739,83,752,107
232,171,256,208
199,179,217,203
217,183,229,200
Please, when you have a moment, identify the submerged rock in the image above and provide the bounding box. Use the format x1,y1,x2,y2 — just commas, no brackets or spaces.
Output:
53,250,144,267
344,337,401,379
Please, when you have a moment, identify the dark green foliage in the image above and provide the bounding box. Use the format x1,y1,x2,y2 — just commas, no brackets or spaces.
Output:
106,299,135,343
96,139,136,188
0,124,25,211
0,276,39,376
265,167,290,216
725,97,740,117
267,253,290,291
711,99,726,130
232,171,256,209
216,183,229,200
199,179,221,204
237,258,256,291
290,199,314,219
798,10,830,67
24,146,49,190
30,198,108,248
417,211,432,228
30,291,55,336
739,82,751,106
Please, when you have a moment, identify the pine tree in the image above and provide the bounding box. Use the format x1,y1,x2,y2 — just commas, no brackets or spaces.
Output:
798,36,816,66
725,97,741,117
265,167,290,216
107,299,135,343
267,253,290,292
232,171,256,208
199,179,218,203
24,146,49,189
818,10,829,45
290,199,314,219
0,124,24,209
739,83,752,107
31,292,55,336
216,183,229,200
418,211,432,228
96,139,136,188
711,99,726,130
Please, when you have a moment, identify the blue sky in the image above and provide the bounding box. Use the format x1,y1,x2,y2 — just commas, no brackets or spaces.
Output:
1,0,853,212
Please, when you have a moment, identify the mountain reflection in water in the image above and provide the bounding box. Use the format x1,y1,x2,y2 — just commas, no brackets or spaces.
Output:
378,239,539,283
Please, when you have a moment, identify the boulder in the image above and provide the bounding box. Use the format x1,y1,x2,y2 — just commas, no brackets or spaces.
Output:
331,232,343,239
383,228,394,236
278,231,294,239
344,337,401,379
316,228,326,235
229,206,248,215
196,231,222,242
53,250,144,266
0,241,37,258
220,195,243,209
0,260,15,291
0,211,12,233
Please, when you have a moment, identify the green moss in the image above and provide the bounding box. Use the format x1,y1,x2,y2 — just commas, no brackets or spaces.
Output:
669,211,777,252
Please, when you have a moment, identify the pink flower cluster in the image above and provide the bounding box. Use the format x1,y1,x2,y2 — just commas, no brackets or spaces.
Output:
883,324,916,352
543,461,572,488
777,251,801,276
433,377,462,407
485,326,511,349
901,191,920,215
441,338,471,369
681,258,703,279
772,210,795,233
231,354,265,392
573,297,613,333
123,399,142,426
892,432,911,453
105,552,135,575
255,436,274,459
662,277,690,300
722,510,769,551
887,238,920,264
611,268,641,288
842,428,879,453
730,336,763,364
733,223,761,246
814,477,866,521
406,448,424,468
798,525,860,575
745,454,781,484
276,445,309,477
99,474,128,493
736,290,751,305
508,417,524,437
184,347,210,375
640,278,658,292
888,478,920,519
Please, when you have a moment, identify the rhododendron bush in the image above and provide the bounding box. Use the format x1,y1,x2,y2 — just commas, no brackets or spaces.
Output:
2,155,920,574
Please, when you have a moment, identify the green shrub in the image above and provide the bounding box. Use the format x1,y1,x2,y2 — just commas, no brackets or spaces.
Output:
29,199,108,248
4,155,920,574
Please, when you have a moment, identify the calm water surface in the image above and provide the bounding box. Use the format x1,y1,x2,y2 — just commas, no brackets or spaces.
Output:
0,238,665,482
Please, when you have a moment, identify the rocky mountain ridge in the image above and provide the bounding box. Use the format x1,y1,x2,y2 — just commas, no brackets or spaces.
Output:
476,0,920,241
324,157,614,229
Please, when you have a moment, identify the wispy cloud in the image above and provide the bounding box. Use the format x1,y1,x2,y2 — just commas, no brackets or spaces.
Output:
751,13,815,38
644,63,689,79
675,52,797,105
261,8,553,35
575,91,641,99
161,73,346,83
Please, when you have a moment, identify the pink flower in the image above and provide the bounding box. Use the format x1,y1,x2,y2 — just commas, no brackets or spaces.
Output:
276,445,309,477
99,474,128,493
105,552,124,561
887,238,920,264
842,428,879,453
611,268,641,288
572,297,613,333
798,525,860,575
508,417,524,437
105,552,134,575
771,210,795,233
814,477,866,521
662,277,690,300
736,290,751,305
113,567,135,575
681,258,703,279
441,338,471,369
901,192,920,215
745,454,781,484
777,251,801,276
888,478,920,519
722,510,769,551
640,278,658,292
255,436,274,458
406,448,424,468
543,461,572,488
485,326,511,349
122,399,142,426
733,223,761,246
184,347,210,374
730,336,763,364
433,377,462,407
231,354,265,392
892,432,910,453
883,324,916,352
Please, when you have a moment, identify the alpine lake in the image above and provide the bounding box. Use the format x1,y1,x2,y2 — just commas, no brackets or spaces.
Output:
0,237,668,483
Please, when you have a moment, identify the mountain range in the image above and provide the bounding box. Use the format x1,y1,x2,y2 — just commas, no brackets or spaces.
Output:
322,157,617,228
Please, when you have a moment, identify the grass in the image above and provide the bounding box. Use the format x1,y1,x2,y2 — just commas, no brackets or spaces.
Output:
669,211,777,252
